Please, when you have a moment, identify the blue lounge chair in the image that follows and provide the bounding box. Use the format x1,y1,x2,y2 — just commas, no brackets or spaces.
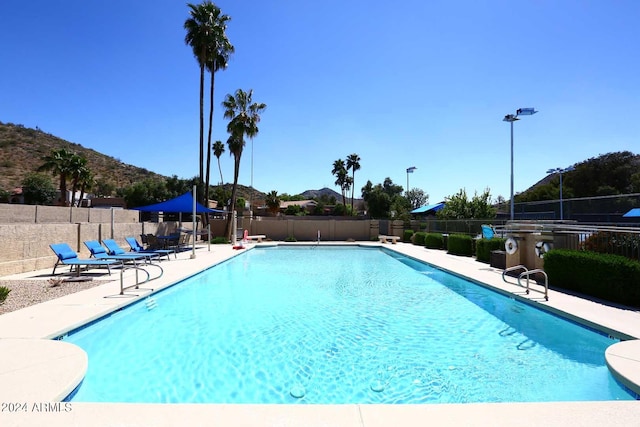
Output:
84,240,149,264
125,236,175,260
481,224,495,239
49,243,118,276
103,238,162,261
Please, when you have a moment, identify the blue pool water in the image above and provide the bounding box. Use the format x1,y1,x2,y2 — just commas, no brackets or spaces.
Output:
64,246,635,403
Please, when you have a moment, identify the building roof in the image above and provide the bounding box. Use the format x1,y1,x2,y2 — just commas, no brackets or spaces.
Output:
411,202,445,214
280,200,318,209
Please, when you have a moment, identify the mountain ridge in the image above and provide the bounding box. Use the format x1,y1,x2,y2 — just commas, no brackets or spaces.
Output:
0,122,334,201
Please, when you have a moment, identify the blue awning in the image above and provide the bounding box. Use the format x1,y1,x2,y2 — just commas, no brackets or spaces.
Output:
411,202,445,214
623,208,640,217
132,192,224,213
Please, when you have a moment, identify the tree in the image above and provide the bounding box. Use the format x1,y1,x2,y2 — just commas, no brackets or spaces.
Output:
212,186,231,209
21,174,56,205
265,190,281,215
165,175,192,198
93,179,115,198
332,159,350,213
346,153,361,214
68,154,88,207
203,8,233,206
212,140,225,185
37,148,76,206
76,167,95,207
406,188,428,210
0,188,9,203
119,179,169,209
184,1,233,204
437,188,496,219
222,88,267,239
361,178,405,218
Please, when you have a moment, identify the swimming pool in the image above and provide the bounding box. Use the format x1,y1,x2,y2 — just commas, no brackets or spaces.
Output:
64,246,635,403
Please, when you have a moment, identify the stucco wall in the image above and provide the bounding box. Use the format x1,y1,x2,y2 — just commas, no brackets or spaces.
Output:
0,204,389,276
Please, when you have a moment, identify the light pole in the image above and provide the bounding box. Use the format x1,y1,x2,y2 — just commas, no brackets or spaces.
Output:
546,166,575,220
503,108,537,220
406,166,416,195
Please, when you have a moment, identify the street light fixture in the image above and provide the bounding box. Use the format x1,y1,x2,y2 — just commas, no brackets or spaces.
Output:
406,166,417,195
503,107,538,220
546,166,575,220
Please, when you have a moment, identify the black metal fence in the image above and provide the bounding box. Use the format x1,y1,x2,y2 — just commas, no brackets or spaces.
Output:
498,193,640,223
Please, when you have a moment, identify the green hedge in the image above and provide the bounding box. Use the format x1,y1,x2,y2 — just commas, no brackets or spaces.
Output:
403,229,415,243
210,237,229,244
476,238,506,263
544,249,640,306
413,232,426,246
425,233,444,249
447,234,474,256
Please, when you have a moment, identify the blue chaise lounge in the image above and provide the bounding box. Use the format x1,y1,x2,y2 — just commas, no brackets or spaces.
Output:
49,243,118,276
84,240,150,264
124,236,175,260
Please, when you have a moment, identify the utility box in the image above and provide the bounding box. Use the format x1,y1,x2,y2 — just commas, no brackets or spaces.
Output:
490,250,506,269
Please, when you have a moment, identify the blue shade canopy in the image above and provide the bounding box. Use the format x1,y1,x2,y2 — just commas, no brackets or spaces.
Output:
623,208,640,217
411,202,445,214
132,192,224,213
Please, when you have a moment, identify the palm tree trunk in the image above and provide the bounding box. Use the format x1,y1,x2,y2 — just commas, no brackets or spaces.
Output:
70,179,78,207
59,175,67,206
79,185,86,207
217,158,224,185
198,61,205,185
204,69,215,225
225,156,241,240
350,171,355,214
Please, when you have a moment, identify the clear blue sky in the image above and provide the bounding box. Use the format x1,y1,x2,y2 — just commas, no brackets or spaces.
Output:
2,0,639,204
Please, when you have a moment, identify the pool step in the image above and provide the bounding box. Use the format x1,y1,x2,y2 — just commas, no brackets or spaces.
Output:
145,298,158,311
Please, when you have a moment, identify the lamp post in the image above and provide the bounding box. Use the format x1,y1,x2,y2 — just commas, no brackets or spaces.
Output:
406,166,417,195
546,166,575,220
503,108,537,220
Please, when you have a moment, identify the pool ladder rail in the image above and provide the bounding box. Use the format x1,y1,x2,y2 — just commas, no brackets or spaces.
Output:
502,265,549,301
119,263,164,295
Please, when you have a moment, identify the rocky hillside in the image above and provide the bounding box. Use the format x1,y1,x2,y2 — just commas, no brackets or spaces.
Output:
0,121,317,202
0,122,164,193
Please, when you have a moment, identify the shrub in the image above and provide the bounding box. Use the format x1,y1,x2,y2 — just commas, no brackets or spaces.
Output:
0,286,10,304
580,231,640,261
210,237,228,244
447,234,474,256
413,232,426,246
476,238,506,263
403,229,414,243
425,233,444,249
544,249,640,306
285,235,297,242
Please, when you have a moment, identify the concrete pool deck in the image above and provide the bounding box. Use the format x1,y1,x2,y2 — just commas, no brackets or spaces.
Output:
1,242,639,426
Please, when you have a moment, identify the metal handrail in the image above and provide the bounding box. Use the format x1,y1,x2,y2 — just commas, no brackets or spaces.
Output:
502,265,528,284
518,268,549,301
119,263,163,295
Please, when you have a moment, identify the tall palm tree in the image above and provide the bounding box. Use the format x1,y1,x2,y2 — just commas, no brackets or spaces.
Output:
265,190,281,216
37,148,75,206
222,88,267,239
68,154,88,207
77,168,95,207
332,159,349,212
346,153,361,214
212,140,225,185
184,1,233,201
204,9,233,207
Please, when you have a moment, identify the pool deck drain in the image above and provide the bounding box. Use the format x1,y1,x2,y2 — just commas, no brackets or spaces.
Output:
1,241,640,426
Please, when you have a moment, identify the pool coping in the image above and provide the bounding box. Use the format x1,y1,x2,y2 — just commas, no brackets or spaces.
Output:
1,242,640,426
